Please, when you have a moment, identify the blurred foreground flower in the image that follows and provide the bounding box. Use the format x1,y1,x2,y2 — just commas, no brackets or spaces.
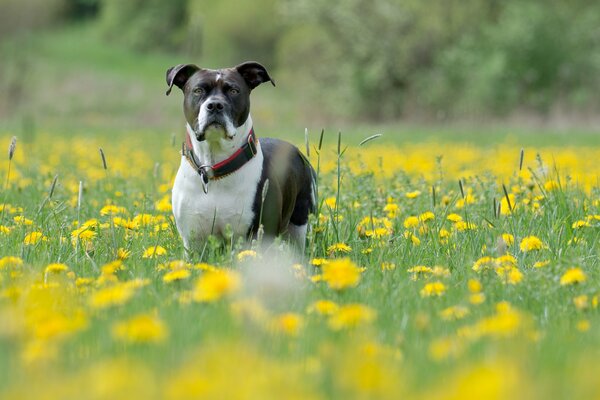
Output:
321,258,362,290
420,282,446,297
560,267,586,286
193,270,241,302
112,313,168,343
328,303,377,330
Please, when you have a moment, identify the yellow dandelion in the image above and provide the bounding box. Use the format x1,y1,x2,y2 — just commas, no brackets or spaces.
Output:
573,295,588,310
544,180,560,191
44,263,69,274
439,305,469,321
142,245,167,258
321,258,362,290
419,211,435,222
100,204,126,216
193,269,241,302
560,267,586,286
89,284,136,309
324,196,337,209
327,242,352,254
468,279,482,293
533,260,550,268
519,235,544,252
13,215,33,226
383,202,400,218
237,249,257,262
420,281,446,297
270,313,304,337
0,256,24,269
23,231,46,245
403,216,419,229
155,195,172,212
381,262,396,271
307,300,339,315
117,248,131,260
407,265,433,280
576,319,590,332
469,292,486,305
328,303,377,330
356,216,393,238
163,269,191,283
403,231,421,245
501,233,515,246
455,221,477,231
446,213,463,223
405,190,421,199
112,313,168,343
311,258,329,267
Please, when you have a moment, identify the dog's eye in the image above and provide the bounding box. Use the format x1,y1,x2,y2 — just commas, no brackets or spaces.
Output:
193,87,204,96
229,88,240,95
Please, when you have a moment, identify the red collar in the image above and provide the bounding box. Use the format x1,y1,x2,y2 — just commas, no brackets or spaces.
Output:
183,129,258,188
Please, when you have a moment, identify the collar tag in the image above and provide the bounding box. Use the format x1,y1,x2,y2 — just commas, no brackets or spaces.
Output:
199,169,209,193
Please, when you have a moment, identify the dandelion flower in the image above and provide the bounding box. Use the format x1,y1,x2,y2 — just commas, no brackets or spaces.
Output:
163,269,191,283
321,258,362,290
89,284,135,309
533,260,550,268
403,216,419,229
381,262,396,271
237,250,257,262
117,248,131,260
23,231,46,245
446,213,463,223
327,242,352,254
0,256,23,269
560,267,586,286
270,313,304,337
519,236,544,252
328,303,376,330
576,319,590,332
501,233,515,246
142,246,167,258
307,300,339,315
112,313,168,343
310,258,329,267
44,263,69,274
420,282,446,297
193,270,241,302
383,202,399,218
405,190,421,199
439,305,469,321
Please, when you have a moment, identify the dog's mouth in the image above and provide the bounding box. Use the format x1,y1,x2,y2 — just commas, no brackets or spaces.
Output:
196,119,233,141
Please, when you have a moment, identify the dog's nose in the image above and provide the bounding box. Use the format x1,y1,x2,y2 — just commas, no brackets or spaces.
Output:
206,100,225,114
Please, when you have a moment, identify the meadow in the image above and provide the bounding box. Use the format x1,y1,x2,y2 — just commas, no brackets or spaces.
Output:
1,128,600,399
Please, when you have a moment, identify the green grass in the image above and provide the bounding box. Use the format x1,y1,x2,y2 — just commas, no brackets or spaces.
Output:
0,130,599,398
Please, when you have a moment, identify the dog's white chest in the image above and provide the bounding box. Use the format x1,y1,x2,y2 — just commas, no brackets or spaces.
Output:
172,149,263,248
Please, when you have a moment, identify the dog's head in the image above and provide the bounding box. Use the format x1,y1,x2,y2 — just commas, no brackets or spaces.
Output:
166,61,275,142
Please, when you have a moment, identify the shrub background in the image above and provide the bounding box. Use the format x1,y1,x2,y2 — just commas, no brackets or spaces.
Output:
1,0,600,122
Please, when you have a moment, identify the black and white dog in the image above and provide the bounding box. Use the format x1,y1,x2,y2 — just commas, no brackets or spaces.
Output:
166,61,316,251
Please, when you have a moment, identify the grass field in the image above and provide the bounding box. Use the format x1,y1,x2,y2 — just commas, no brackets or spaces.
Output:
1,128,600,399
2,23,600,400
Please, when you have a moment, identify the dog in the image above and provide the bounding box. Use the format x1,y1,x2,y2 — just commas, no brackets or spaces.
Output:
166,61,316,251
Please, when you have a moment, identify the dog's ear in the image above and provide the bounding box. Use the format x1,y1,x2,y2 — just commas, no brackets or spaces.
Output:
235,61,276,90
166,64,200,96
